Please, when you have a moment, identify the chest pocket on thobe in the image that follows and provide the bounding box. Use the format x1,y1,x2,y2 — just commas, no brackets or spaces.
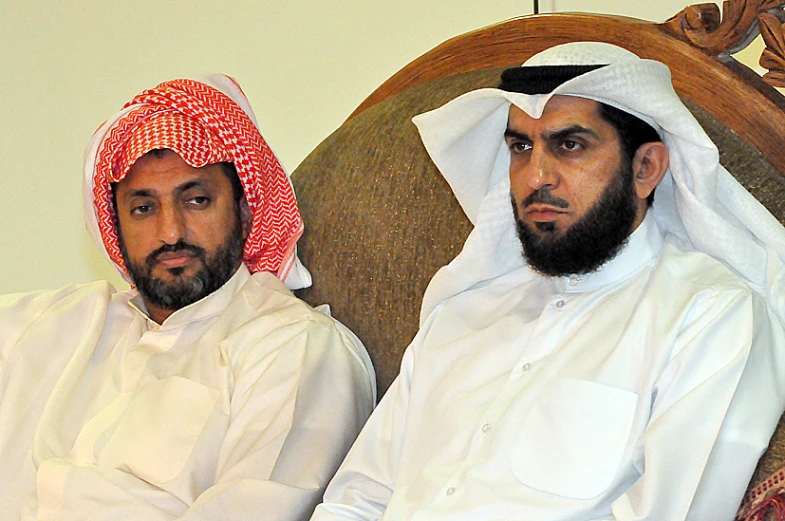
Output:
511,378,638,499
98,376,221,485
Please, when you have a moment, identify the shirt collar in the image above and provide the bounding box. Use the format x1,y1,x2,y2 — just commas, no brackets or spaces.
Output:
129,264,251,330
557,212,663,294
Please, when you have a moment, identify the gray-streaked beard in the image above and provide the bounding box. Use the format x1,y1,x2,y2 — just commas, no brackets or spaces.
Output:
512,162,638,277
120,217,245,311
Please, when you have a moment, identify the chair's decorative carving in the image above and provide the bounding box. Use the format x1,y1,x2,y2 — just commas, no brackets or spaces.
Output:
760,11,785,85
661,1,783,55
660,1,785,87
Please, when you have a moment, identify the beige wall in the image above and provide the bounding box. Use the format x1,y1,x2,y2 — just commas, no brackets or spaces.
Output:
1,1,757,293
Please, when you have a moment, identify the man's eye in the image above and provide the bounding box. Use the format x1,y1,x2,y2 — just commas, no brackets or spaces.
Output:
508,141,531,154
187,196,210,206
130,205,151,215
561,140,582,151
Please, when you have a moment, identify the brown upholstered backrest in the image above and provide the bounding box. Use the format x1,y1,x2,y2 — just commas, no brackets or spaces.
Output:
292,69,497,395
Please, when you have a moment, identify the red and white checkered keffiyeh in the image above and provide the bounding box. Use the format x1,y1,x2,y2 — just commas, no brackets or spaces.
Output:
83,74,310,289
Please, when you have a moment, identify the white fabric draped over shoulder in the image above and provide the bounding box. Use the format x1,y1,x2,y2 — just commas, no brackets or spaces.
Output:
412,42,785,326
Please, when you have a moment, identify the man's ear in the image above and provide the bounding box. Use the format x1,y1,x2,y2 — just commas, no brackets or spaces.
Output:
632,142,669,202
240,196,253,240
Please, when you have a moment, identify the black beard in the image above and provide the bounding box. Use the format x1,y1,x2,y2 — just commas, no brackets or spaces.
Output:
120,216,245,311
512,163,638,277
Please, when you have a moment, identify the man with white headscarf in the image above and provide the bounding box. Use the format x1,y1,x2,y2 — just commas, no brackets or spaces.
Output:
311,42,785,521
0,74,375,521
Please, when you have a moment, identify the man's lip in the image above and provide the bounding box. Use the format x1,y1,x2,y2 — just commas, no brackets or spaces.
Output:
524,205,568,220
155,251,195,268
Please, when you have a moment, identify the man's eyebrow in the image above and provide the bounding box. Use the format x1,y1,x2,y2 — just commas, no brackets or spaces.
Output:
546,124,600,141
176,180,207,193
120,179,210,202
122,188,154,201
504,128,530,141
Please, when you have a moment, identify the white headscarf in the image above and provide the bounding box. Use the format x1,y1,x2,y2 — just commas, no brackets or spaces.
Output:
83,74,312,290
413,42,785,325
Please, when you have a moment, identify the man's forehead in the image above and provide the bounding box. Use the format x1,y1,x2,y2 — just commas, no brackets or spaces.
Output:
506,95,604,130
123,149,187,180
116,150,224,194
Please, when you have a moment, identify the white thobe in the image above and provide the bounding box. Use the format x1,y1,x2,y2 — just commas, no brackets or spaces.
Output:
312,214,785,521
0,266,375,521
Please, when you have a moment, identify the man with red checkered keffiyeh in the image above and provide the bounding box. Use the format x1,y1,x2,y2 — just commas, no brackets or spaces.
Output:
0,74,375,521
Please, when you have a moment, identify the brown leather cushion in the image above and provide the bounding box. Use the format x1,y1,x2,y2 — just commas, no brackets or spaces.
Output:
290,66,785,510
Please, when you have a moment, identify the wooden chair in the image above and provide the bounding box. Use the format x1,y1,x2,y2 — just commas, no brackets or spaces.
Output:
291,2,785,518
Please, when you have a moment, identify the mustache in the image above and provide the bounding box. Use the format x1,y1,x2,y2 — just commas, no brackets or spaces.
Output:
521,189,569,209
145,240,206,269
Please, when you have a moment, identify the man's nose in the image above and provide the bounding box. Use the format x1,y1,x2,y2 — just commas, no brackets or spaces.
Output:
157,205,186,245
519,147,560,192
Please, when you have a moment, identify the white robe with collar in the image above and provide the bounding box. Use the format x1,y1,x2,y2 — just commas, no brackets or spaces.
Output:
0,266,375,521
313,215,785,521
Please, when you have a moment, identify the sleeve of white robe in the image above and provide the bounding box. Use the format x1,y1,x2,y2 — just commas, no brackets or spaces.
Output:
0,283,112,374
609,289,785,521
0,282,114,513
183,318,375,521
34,317,375,521
311,340,416,521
